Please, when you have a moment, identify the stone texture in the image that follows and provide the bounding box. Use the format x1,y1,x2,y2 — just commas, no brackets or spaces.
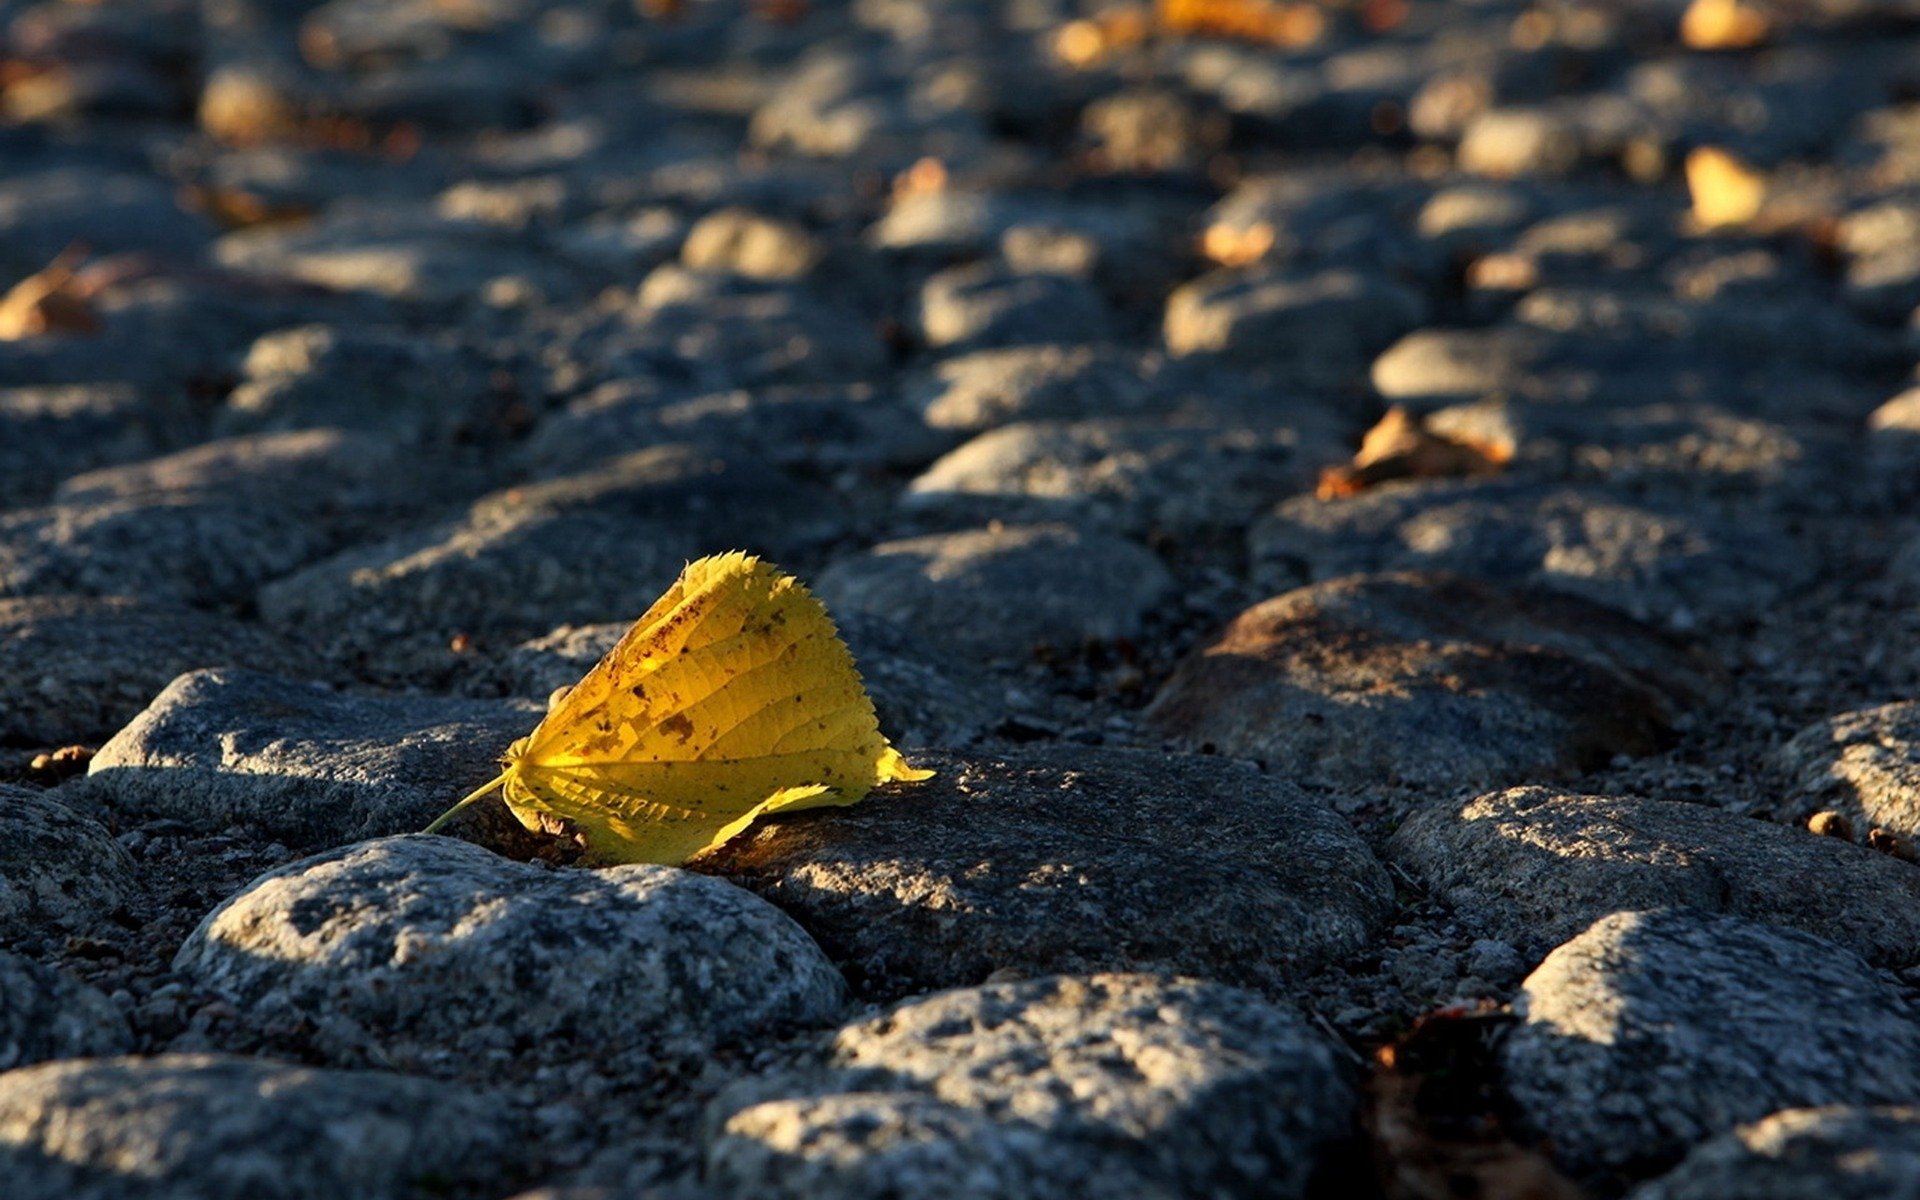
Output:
0,952,131,1070
0,385,161,507
698,746,1394,998
1253,479,1809,627
523,382,947,474
1163,268,1424,382
909,346,1156,433
903,416,1340,538
1501,909,1920,1179
709,974,1354,1200
0,596,298,745
1389,787,1920,965
813,524,1174,665
1630,1106,1920,1200
917,263,1113,349
75,669,536,852
1146,573,1715,794
256,445,843,683
0,430,409,606
216,324,495,442
0,786,137,941
175,835,845,1074
0,1054,516,1200
680,208,823,281
1781,702,1920,844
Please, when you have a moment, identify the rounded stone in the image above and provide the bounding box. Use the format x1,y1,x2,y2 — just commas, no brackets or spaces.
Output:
0,951,131,1071
0,786,137,941
1389,787,1920,965
0,1054,517,1200
1630,1106,1920,1200
1163,268,1424,382
77,669,539,853
710,974,1355,1199
1780,702,1920,844
0,596,298,745
813,524,1173,665
1145,573,1716,795
698,746,1395,998
173,835,846,1074
1500,909,1920,1179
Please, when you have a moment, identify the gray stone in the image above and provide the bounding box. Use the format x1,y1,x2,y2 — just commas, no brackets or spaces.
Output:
175,835,845,1074
257,446,843,683
813,524,1174,665
1080,88,1226,174
1871,389,1920,499
710,1092,1171,1199
903,416,1341,538
523,383,947,474
0,386,160,507
749,51,989,166
869,193,1154,263
1421,398,1831,499
495,611,1006,748
0,596,298,745
1252,479,1811,628
708,974,1355,1200
1145,573,1715,794
0,786,137,941
1513,286,1901,374
75,669,536,852
917,263,1113,350
1457,108,1583,179
680,209,823,281
213,206,571,306
0,952,130,1070
697,746,1394,998
1164,268,1425,382
1414,185,1539,249
1780,702,1920,844
0,1054,516,1200
1369,327,1559,405
1389,787,1920,966
0,430,409,606
1501,909,1920,1178
567,268,886,391
908,346,1156,433
216,324,495,442
1631,1106,1920,1200
0,167,212,274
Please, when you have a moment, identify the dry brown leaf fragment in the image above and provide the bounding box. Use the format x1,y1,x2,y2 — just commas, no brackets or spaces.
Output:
0,248,101,340
1156,0,1324,46
1317,406,1512,499
1366,1003,1587,1200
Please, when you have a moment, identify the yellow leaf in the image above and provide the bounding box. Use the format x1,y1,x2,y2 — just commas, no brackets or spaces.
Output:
1687,147,1766,230
424,552,933,865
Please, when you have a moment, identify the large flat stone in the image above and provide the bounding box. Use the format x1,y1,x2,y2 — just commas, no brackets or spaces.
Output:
1389,787,1920,965
1501,909,1920,1180
175,835,845,1075
0,1054,519,1200
0,596,298,745
708,974,1355,1200
698,746,1394,998
1145,573,1716,794
74,669,537,853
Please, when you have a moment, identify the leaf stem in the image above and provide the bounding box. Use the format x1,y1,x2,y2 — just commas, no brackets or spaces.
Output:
422,770,510,835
